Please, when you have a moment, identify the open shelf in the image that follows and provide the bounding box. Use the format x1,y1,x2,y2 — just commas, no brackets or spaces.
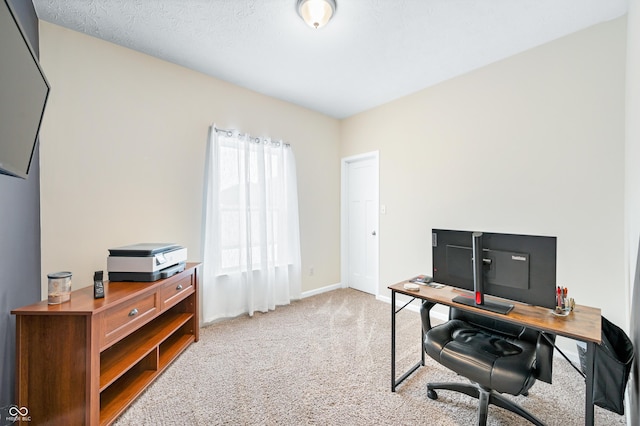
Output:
100,358,156,426
99,312,195,425
99,304,196,424
100,312,193,390
159,324,195,370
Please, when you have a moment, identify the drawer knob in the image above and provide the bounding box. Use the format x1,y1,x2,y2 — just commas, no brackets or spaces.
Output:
176,284,183,291
129,308,138,317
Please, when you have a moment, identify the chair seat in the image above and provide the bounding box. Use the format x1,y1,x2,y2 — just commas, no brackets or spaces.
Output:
426,319,538,395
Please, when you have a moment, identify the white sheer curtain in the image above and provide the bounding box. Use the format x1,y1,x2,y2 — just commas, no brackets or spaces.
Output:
202,126,301,323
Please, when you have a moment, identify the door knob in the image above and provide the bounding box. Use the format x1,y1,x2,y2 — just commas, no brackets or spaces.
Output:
372,231,377,236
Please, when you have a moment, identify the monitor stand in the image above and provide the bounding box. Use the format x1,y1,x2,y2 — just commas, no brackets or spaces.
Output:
452,294,514,315
457,232,514,315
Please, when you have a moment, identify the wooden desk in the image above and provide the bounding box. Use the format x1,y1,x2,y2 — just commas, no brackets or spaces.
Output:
389,280,602,425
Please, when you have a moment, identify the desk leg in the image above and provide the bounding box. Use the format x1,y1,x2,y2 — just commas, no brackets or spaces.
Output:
585,341,595,426
421,326,425,366
391,290,396,392
390,290,423,392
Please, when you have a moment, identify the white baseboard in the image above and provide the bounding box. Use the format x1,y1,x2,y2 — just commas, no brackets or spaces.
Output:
301,282,342,299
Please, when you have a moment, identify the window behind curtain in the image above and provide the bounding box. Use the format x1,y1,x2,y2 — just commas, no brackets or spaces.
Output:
218,139,283,273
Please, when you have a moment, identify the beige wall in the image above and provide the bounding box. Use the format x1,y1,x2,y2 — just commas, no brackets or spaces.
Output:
625,1,639,421
38,16,629,330
38,22,341,296
341,17,628,328
627,3,640,303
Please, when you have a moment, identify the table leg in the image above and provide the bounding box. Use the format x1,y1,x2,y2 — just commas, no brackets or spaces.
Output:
585,341,595,425
390,290,423,392
421,325,425,366
391,290,396,392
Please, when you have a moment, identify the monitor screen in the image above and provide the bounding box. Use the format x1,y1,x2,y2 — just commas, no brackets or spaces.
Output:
432,229,557,309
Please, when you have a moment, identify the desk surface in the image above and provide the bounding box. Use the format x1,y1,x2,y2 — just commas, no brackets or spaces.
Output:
389,281,601,344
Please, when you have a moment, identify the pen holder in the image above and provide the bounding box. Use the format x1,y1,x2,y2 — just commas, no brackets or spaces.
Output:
553,298,575,317
555,287,573,312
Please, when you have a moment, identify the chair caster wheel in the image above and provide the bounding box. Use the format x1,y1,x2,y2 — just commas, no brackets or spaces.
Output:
427,389,438,400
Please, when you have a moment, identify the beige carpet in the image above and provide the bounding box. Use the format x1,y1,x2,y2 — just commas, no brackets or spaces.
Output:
114,288,626,425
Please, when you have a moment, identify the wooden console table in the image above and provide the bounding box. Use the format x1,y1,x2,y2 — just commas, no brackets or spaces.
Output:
12,262,201,425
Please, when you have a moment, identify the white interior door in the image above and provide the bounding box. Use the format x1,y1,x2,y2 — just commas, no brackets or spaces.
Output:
343,154,379,295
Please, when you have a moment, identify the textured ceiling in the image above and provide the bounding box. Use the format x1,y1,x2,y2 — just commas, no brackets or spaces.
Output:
33,0,628,119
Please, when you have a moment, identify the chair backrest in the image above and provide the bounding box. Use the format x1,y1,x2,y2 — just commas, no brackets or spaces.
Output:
450,307,538,343
449,307,555,383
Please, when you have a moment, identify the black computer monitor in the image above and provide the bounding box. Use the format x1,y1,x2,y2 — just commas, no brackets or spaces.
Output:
432,229,557,313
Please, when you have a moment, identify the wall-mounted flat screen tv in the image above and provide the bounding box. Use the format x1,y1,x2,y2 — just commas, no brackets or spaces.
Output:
0,0,50,179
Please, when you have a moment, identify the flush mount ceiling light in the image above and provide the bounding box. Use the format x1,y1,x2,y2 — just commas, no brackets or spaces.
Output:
297,0,337,29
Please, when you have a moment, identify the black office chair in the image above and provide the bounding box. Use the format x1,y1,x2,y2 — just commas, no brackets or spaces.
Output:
420,301,555,426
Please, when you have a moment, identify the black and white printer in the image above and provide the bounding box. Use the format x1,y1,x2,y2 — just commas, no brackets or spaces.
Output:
107,243,187,282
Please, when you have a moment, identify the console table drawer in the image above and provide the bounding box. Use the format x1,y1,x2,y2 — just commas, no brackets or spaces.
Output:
103,292,157,347
160,274,193,309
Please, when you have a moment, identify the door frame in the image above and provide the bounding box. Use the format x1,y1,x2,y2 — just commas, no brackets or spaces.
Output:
341,151,380,295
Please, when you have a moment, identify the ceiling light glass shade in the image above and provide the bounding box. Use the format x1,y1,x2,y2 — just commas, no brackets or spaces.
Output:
297,0,336,29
